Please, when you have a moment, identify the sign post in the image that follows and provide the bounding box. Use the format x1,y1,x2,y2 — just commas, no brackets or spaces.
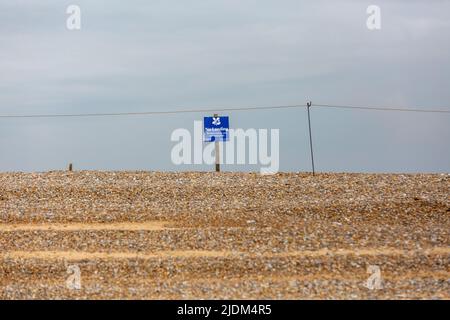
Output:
214,114,220,172
203,115,229,172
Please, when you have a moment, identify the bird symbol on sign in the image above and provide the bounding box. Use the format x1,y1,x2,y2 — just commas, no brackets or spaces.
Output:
212,117,221,126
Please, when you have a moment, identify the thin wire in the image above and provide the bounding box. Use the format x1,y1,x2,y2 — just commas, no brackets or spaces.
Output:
0,103,449,118
0,104,307,119
313,103,450,114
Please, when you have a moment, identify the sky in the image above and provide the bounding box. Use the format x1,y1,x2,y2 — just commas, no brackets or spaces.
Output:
0,0,449,173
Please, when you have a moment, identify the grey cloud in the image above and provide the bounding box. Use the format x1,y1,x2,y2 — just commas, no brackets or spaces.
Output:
0,0,449,172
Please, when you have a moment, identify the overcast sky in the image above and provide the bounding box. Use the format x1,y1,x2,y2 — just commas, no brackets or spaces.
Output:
1,0,449,173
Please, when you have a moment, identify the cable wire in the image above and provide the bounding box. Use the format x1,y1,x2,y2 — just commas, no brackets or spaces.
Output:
312,103,450,114
0,104,307,118
0,103,449,118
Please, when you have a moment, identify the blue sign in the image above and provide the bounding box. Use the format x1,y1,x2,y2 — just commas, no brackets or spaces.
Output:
204,116,229,142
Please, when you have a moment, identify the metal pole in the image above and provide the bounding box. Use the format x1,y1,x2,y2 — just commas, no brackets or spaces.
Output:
214,113,220,172
306,102,315,175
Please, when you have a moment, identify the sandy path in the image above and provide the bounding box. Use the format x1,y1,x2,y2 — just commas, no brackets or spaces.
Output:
0,221,173,232
2,247,449,261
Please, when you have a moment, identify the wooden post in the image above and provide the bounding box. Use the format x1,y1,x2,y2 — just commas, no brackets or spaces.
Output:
214,113,220,172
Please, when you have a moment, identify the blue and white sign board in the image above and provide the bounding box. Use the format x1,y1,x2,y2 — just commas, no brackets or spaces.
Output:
204,116,229,142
